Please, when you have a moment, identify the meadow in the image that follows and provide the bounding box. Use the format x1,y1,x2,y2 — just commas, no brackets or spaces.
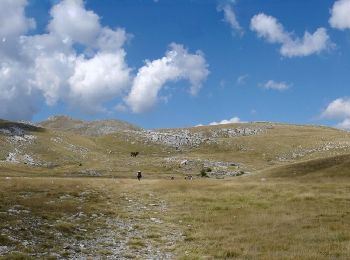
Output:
1,119,350,259
0,169,349,259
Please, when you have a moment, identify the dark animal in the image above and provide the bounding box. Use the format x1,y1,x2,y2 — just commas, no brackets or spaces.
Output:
185,175,193,180
137,171,142,181
130,152,139,157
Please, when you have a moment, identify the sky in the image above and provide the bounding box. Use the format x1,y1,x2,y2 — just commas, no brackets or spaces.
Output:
1,0,350,129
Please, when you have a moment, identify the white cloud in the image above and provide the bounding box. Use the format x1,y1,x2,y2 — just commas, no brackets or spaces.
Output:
321,98,350,130
337,119,350,130
250,13,332,57
237,74,248,85
280,28,331,57
97,27,129,52
263,80,290,91
32,52,76,106
0,0,210,120
68,51,131,113
0,0,132,119
0,60,39,120
218,2,243,35
126,43,209,113
209,116,242,126
0,0,35,58
0,0,38,120
250,14,287,43
0,0,35,38
329,0,350,30
48,0,101,46
322,98,350,119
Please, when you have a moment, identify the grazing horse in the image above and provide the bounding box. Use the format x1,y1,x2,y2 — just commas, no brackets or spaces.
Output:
130,152,139,157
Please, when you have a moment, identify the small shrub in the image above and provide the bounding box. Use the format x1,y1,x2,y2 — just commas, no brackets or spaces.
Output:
127,238,145,249
221,249,241,258
0,234,12,245
4,252,34,260
55,222,76,234
200,169,208,177
236,170,245,176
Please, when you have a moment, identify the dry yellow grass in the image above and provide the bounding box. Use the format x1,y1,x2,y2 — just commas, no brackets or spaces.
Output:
1,174,349,259
117,174,345,259
1,120,350,258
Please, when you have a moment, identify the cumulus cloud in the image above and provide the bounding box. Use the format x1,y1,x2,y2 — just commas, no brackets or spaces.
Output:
0,0,35,57
126,43,209,113
251,14,287,43
0,60,40,120
0,0,209,120
31,52,76,106
250,13,332,57
262,80,290,91
68,51,131,113
321,98,350,130
337,119,350,130
329,0,350,30
48,0,101,46
209,116,242,126
322,98,350,119
0,0,132,119
217,2,243,35
97,28,129,52
0,0,35,37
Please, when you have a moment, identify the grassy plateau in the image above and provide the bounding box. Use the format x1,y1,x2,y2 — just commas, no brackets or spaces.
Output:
0,117,349,259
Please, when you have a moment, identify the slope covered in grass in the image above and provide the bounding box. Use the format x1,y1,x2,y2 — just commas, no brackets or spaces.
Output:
262,153,350,179
39,115,140,136
1,118,350,258
1,118,350,178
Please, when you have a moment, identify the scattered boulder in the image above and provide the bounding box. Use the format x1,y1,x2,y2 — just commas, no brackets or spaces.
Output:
124,126,269,149
79,169,102,177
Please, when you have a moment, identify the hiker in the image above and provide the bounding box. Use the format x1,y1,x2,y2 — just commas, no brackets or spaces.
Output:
137,171,142,181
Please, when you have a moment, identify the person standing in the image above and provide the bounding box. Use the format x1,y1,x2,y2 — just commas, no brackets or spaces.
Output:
137,171,142,181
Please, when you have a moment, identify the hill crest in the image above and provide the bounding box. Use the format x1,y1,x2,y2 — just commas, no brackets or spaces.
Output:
39,115,140,136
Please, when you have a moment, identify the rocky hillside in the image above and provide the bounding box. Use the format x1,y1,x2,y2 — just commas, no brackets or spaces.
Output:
39,116,140,136
1,117,350,178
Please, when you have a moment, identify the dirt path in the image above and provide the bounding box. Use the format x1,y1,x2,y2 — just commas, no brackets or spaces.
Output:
65,192,182,259
0,178,183,259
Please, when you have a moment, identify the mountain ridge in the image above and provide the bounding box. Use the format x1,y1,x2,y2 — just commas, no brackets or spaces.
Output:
1,116,350,179
38,115,140,136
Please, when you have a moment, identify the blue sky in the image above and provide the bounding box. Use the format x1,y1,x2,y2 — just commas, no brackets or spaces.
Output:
1,0,350,129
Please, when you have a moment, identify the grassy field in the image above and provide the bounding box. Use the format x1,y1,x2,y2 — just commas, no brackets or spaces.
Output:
0,169,349,259
1,120,350,258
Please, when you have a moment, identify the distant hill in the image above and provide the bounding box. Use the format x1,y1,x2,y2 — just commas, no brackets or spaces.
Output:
39,115,140,136
1,117,350,178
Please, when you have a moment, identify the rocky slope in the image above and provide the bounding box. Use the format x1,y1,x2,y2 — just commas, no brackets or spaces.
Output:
1,117,350,178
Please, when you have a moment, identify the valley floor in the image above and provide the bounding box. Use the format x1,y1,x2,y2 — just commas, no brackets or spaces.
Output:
0,173,349,259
